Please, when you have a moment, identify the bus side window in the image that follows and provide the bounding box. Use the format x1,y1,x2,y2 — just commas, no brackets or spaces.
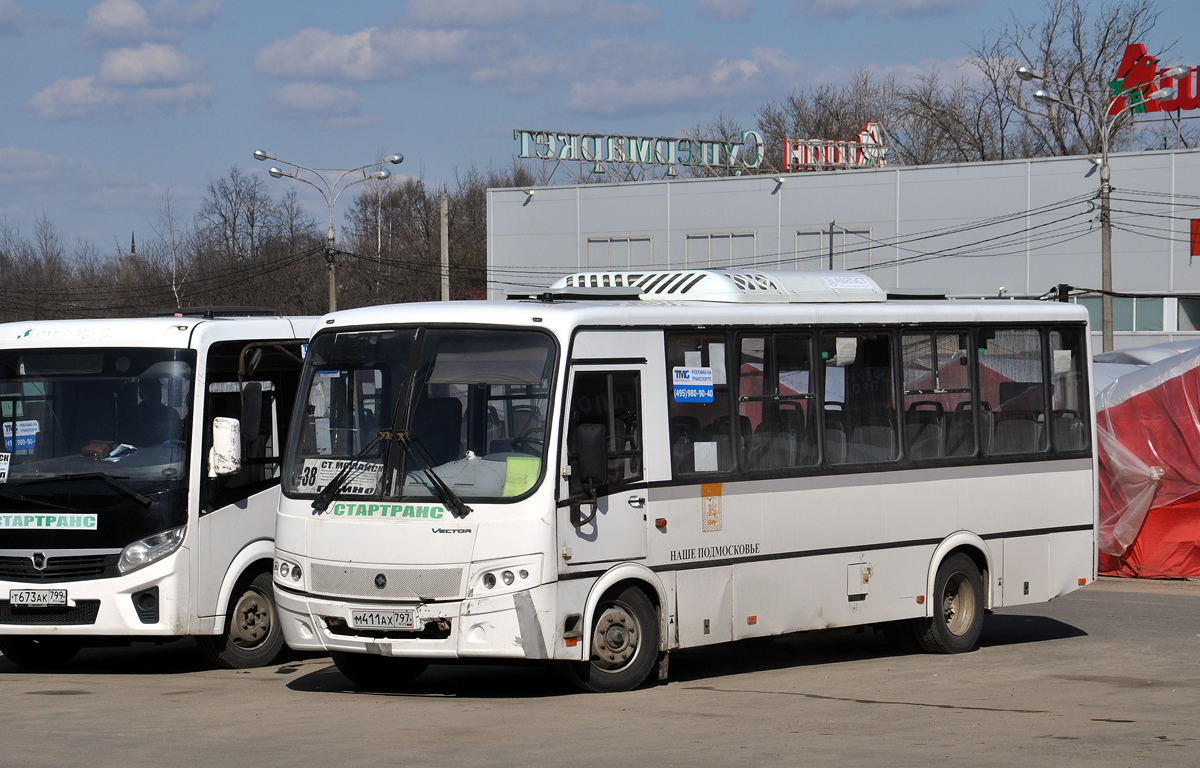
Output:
203,341,304,512
979,328,1047,456
821,331,898,464
739,334,816,471
1049,327,1090,453
901,332,973,460
567,371,642,488
667,333,734,476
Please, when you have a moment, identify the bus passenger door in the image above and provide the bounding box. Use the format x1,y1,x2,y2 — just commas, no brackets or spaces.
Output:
559,364,648,567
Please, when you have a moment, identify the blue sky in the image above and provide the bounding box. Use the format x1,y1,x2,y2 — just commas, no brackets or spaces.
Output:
1,0,1197,248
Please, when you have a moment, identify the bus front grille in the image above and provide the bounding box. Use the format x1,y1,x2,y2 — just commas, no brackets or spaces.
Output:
0,600,101,625
0,555,118,583
309,563,463,601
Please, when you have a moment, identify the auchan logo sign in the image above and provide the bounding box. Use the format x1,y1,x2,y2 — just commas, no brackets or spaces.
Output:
1109,44,1198,114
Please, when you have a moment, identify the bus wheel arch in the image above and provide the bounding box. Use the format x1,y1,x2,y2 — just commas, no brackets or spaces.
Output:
197,558,284,669
925,533,992,616
916,538,990,654
558,565,665,692
581,564,667,658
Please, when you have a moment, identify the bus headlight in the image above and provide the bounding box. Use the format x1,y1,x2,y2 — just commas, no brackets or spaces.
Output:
470,556,543,597
275,557,304,586
117,526,186,574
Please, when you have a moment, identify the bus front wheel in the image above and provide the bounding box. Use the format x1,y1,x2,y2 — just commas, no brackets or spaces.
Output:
197,570,284,669
914,553,984,654
556,585,659,693
0,636,82,668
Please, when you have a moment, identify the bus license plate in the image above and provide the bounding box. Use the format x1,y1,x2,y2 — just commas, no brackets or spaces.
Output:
349,610,418,629
9,589,67,606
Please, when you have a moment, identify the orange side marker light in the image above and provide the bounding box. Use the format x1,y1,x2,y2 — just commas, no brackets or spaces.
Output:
916,595,926,604
1078,577,1087,586
564,637,578,647
655,518,667,529
747,616,757,625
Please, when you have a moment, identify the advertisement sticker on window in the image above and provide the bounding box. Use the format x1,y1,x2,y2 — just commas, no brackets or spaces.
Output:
672,366,714,403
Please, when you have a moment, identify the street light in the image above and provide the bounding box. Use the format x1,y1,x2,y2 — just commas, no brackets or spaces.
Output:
1018,67,1179,351
253,150,404,312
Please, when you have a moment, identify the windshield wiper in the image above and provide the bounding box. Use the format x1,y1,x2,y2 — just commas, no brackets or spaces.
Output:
311,433,385,514
310,430,473,518
392,431,472,518
15,472,155,508
0,488,72,511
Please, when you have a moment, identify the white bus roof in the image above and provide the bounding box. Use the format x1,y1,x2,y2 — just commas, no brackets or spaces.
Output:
546,269,887,303
317,294,1089,338
0,315,317,350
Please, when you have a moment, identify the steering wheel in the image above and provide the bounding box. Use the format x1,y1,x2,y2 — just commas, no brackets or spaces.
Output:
510,428,545,456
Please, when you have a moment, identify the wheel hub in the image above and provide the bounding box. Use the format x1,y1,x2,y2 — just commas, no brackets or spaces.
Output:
942,571,974,636
591,605,638,670
230,588,273,648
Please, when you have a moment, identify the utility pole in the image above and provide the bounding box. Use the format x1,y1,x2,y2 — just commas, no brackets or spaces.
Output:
254,149,404,313
828,221,835,271
440,189,450,301
1017,65,1180,351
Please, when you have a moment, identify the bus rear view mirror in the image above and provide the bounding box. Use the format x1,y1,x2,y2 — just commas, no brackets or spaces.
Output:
209,417,242,477
575,424,607,486
240,381,263,440
571,423,607,527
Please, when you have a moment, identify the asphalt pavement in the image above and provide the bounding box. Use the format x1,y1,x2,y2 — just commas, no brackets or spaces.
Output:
2,576,1198,767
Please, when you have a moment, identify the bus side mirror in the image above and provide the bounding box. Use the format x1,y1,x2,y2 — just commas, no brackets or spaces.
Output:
240,381,263,441
209,417,242,477
570,424,607,527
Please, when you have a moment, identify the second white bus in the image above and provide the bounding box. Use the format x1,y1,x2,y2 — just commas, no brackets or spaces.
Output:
273,270,1096,692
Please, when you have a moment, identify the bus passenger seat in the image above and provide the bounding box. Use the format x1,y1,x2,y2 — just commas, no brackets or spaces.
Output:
1052,409,1085,451
411,396,463,465
904,401,945,460
992,412,1039,454
847,424,896,463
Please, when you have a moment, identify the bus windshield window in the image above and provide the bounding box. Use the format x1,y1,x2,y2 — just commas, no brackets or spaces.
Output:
0,347,195,486
286,329,417,497
400,329,555,501
285,328,556,502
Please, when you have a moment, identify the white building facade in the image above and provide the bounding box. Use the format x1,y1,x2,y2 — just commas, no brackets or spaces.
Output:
488,147,1200,350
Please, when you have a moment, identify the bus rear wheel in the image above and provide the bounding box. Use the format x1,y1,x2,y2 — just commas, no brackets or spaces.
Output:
330,652,428,689
914,553,984,654
556,585,659,693
0,636,82,669
197,571,284,669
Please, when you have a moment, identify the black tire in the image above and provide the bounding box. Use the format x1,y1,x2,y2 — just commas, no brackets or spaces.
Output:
330,651,428,689
196,570,284,669
0,636,82,669
913,553,985,654
556,585,659,693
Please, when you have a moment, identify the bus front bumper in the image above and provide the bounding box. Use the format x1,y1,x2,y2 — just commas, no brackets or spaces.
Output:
0,549,190,637
275,582,557,660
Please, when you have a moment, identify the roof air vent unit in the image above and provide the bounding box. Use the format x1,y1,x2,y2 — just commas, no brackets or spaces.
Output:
546,269,885,303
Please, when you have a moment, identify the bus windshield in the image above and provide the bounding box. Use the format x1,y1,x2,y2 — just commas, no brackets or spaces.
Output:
0,347,195,548
0,347,195,486
285,327,556,503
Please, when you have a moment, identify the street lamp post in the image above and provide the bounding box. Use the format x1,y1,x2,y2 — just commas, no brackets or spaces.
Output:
1016,65,1179,352
252,150,403,312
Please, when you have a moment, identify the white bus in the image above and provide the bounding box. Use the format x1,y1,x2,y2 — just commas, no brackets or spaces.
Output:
274,270,1096,692
0,310,313,668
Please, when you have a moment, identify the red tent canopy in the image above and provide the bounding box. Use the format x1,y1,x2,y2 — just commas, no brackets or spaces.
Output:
1096,346,1200,577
